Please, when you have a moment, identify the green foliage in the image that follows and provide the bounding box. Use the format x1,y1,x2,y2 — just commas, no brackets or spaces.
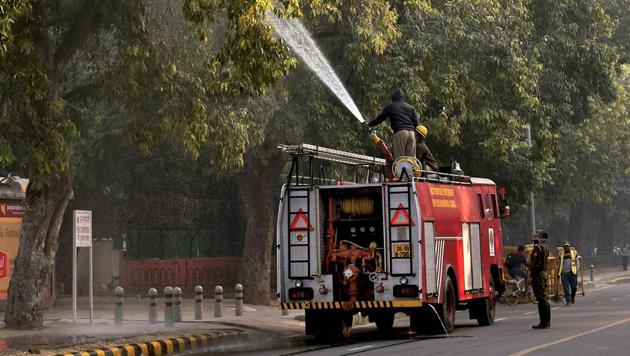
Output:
182,0,297,97
1,0,629,256
0,0,261,191
0,0,30,54
602,0,630,64
544,64,630,207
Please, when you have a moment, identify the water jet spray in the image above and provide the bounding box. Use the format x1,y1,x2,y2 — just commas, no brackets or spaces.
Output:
268,13,364,123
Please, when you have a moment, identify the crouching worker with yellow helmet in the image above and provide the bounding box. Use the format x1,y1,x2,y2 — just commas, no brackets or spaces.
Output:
415,125,439,172
558,241,580,306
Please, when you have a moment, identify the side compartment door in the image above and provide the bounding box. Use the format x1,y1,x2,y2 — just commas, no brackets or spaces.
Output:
284,187,319,281
423,221,437,297
385,183,422,291
461,222,483,293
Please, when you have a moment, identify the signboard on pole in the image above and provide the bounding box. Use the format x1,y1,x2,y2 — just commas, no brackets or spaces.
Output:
73,210,92,247
72,210,93,324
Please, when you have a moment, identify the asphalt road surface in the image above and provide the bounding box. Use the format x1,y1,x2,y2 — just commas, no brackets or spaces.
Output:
192,282,630,355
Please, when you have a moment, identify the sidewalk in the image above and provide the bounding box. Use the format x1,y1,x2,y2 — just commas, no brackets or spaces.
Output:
0,298,305,355
581,266,630,291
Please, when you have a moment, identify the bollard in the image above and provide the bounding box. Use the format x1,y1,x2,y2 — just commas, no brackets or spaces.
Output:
235,283,243,316
164,286,174,327
173,287,182,322
114,286,124,326
590,264,595,282
194,285,203,320
148,288,158,324
214,285,223,318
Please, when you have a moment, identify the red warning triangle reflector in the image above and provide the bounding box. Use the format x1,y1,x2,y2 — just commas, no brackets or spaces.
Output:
390,203,415,226
290,208,314,231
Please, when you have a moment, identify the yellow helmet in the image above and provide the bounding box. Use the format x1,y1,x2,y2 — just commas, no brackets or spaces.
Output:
416,125,428,137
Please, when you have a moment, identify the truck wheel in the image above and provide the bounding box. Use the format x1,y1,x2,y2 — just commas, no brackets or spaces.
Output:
436,275,456,333
410,307,432,334
331,312,353,339
305,309,324,337
475,280,497,326
374,312,395,333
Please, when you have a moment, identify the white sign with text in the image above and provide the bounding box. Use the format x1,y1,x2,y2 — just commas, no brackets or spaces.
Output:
73,210,92,247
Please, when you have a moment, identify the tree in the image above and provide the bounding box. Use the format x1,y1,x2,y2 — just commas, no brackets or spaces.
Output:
0,0,272,329
1,0,109,329
538,64,630,248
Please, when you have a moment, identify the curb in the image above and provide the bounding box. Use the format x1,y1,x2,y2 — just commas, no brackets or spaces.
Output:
55,329,245,356
609,276,630,284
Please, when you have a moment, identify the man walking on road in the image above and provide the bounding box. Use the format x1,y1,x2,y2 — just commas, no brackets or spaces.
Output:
530,229,551,329
558,241,580,306
364,89,419,160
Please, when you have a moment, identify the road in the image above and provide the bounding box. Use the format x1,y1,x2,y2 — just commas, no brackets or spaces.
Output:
187,282,630,355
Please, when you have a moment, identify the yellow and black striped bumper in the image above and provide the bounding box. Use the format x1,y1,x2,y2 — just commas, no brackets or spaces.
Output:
56,331,244,356
280,300,421,310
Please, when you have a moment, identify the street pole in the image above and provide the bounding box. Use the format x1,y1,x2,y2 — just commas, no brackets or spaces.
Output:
527,124,536,235
89,243,93,324
72,241,76,323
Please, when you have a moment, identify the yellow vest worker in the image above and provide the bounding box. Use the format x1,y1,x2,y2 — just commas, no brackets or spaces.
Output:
558,242,580,306
557,249,578,276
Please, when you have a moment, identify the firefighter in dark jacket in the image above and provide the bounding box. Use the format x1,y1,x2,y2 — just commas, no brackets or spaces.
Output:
415,125,439,171
364,89,419,160
530,229,551,329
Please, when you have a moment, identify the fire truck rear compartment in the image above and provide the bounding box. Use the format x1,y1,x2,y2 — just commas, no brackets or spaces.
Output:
320,187,384,302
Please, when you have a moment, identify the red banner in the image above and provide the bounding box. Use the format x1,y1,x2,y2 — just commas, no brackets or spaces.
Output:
0,250,7,278
0,201,24,217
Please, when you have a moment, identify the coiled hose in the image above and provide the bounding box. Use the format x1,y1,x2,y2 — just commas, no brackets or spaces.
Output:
341,197,375,216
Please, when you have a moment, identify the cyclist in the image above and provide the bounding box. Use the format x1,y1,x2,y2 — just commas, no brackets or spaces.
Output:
505,245,530,292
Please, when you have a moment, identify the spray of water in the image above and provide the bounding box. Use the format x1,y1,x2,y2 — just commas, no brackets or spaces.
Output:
427,304,450,337
268,13,365,123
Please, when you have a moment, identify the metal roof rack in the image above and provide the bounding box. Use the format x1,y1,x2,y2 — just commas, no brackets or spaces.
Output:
279,144,386,167
279,143,473,186
279,143,386,186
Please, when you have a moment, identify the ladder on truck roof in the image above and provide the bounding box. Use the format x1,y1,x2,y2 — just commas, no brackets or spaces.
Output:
279,143,473,186
279,143,387,186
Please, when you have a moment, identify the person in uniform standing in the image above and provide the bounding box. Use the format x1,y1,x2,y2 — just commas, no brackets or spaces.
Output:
530,229,551,329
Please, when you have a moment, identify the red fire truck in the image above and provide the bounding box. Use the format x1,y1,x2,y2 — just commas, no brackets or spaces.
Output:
276,143,510,338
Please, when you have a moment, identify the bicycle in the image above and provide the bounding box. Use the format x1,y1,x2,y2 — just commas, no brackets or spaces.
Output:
502,277,536,306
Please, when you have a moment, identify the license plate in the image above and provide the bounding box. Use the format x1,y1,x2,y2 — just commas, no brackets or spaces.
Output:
393,244,411,258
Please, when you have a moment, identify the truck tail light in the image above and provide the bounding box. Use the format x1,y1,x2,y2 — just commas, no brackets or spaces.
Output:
394,284,419,298
288,287,314,301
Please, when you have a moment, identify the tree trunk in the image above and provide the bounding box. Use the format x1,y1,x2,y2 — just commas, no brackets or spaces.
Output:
4,172,74,329
238,150,283,305
595,205,614,254
567,203,584,248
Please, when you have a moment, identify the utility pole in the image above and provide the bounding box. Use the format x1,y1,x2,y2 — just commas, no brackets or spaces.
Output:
527,125,536,235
